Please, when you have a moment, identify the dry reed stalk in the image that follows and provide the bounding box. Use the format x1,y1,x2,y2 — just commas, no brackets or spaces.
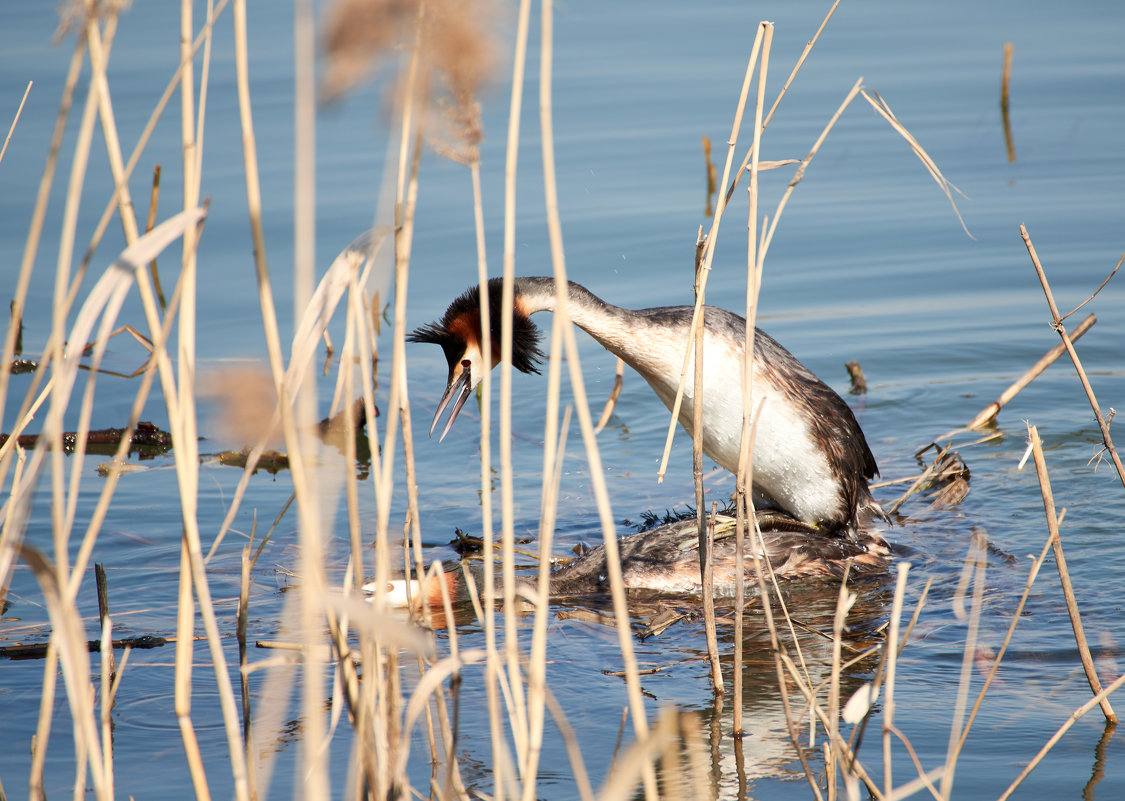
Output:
1027,424,1116,721
97,614,116,799
966,312,1096,429
237,543,254,795
0,80,32,166
692,239,721,695
734,18,775,729
20,545,110,800
656,23,765,481
74,1,230,293
144,165,168,309
290,0,333,788
94,563,115,686
536,2,659,797
937,531,987,800
827,571,854,795
497,1,534,790
952,505,1059,759
0,33,84,472
778,651,881,799
535,4,666,796
880,564,911,799
1022,225,1125,490
723,0,841,206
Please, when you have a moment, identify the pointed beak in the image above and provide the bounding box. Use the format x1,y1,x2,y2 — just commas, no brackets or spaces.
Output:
429,359,474,441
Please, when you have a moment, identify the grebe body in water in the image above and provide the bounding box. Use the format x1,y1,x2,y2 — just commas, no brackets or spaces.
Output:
410,277,885,535
370,513,891,610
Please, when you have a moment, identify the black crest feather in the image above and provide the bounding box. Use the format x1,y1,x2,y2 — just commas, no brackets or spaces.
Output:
408,279,545,374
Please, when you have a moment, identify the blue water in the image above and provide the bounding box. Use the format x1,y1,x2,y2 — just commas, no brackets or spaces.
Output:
2,0,1124,798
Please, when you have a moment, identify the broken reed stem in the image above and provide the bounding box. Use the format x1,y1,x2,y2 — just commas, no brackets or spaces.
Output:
94,563,115,687
886,441,952,516
1000,43,1015,163
1027,425,1116,722
967,313,1096,429
1022,225,1125,490
145,164,167,310
238,543,254,795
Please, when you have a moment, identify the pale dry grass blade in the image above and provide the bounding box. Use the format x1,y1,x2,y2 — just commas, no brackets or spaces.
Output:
723,0,841,205
938,531,987,799
19,545,110,801
538,2,658,797
596,708,680,801
0,80,32,166
881,563,911,798
0,207,205,539
860,89,970,237
1027,424,1116,722
0,34,85,464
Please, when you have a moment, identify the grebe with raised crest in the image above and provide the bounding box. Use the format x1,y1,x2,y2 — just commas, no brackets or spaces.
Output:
409,277,887,536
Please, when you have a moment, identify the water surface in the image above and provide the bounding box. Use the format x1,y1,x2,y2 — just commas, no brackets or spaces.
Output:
1,0,1124,798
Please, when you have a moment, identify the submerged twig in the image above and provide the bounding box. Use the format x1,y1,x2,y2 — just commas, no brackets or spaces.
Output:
1000,42,1015,163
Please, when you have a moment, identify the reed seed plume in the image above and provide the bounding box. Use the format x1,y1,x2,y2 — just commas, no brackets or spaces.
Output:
54,0,133,39
203,366,281,449
321,0,497,132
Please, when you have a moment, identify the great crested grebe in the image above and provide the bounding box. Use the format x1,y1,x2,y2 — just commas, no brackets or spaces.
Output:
410,277,886,535
368,513,891,610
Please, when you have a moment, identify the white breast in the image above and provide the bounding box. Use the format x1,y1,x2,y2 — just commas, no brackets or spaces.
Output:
626,333,843,526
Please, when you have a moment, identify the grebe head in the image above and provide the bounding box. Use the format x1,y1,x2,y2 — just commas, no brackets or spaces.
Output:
408,280,544,439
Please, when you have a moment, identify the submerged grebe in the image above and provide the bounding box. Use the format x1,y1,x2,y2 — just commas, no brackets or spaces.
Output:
409,277,885,535
368,513,891,610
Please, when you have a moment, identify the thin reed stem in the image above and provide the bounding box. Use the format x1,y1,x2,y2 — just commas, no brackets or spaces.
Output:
1027,424,1116,722
537,1,657,797
1022,224,1125,490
